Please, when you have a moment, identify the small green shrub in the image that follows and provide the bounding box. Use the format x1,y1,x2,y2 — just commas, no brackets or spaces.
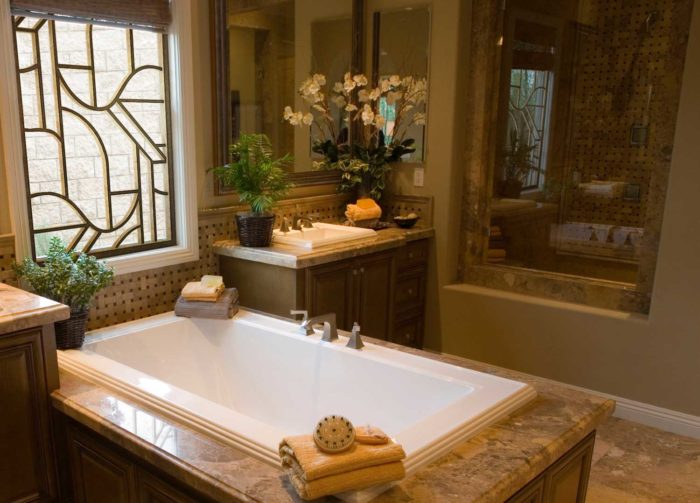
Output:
13,237,114,312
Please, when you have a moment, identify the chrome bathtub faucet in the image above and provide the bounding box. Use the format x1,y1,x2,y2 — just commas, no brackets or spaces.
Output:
290,310,339,342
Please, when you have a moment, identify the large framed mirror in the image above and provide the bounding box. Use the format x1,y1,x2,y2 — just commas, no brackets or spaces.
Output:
212,0,365,194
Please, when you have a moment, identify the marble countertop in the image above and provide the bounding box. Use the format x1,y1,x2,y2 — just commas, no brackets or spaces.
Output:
52,338,614,503
213,225,434,269
0,282,70,335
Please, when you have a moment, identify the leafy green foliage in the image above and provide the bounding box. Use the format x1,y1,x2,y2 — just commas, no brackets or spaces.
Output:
503,129,539,183
13,237,114,311
211,134,293,214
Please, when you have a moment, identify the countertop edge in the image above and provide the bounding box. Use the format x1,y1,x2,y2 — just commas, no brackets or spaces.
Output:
0,283,70,335
52,389,259,503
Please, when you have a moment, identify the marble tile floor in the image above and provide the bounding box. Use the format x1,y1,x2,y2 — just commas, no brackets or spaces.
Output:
588,417,700,502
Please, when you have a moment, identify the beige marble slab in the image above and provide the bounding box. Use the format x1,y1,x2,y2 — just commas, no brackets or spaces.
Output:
213,226,435,269
52,338,614,502
0,282,70,335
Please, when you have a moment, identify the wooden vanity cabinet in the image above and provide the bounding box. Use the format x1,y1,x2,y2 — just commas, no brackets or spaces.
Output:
220,238,430,347
64,420,211,503
0,324,60,503
305,250,396,340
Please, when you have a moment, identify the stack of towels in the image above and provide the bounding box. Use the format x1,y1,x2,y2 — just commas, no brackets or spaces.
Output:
280,425,405,500
487,225,507,263
174,275,239,319
345,198,382,226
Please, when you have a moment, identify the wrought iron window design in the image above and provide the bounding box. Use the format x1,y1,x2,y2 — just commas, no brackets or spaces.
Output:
508,68,553,189
13,16,175,259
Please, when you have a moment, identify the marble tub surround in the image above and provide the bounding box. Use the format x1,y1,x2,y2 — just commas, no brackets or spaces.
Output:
0,282,69,334
214,226,434,269
53,339,614,503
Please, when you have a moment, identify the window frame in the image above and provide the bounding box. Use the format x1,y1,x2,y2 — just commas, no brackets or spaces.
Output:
0,0,199,275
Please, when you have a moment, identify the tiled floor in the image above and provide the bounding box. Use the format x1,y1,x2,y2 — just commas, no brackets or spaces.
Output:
587,417,700,502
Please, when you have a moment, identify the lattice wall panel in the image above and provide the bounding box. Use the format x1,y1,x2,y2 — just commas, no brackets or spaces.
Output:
563,0,692,227
0,235,17,286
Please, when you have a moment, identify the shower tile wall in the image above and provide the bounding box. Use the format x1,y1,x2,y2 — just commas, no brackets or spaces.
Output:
562,0,693,228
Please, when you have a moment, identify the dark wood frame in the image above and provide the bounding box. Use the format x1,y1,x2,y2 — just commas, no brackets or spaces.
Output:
211,0,365,194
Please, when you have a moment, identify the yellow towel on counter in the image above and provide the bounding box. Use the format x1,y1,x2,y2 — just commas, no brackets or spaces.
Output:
345,198,382,222
279,434,406,500
181,281,224,302
487,248,507,259
200,274,223,289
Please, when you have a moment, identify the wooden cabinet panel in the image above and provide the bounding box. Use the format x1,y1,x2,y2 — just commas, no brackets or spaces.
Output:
507,431,595,503
397,239,429,270
67,424,137,503
305,259,356,330
394,269,426,312
0,328,57,502
137,470,199,503
390,316,423,348
356,252,395,340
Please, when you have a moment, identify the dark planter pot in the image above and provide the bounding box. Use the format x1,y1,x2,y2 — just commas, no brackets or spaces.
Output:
235,211,275,247
501,179,524,199
54,307,90,349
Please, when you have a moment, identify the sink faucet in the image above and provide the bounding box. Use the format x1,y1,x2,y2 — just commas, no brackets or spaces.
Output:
606,226,621,244
290,310,338,342
292,215,315,231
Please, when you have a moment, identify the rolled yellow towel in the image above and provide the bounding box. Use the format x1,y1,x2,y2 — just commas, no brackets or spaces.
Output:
279,434,406,500
345,198,382,222
181,281,224,302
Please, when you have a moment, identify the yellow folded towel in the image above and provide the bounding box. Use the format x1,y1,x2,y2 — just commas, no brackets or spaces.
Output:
345,198,382,222
279,434,406,500
181,281,224,302
487,248,507,258
200,274,223,289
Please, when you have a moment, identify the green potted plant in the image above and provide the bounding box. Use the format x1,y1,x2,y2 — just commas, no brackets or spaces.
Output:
13,237,114,349
502,130,539,198
212,133,293,247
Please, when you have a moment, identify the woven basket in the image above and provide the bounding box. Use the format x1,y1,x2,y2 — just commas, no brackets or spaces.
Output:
235,212,275,247
54,308,90,349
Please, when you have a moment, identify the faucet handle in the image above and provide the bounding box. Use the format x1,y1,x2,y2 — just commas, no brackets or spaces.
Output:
346,322,364,349
280,217,291,233
290,310,308,321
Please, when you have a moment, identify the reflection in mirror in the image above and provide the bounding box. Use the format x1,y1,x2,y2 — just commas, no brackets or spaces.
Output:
373,6,430,162
225,0,353,175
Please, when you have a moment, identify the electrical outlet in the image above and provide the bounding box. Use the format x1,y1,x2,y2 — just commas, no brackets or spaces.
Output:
413,167,425,187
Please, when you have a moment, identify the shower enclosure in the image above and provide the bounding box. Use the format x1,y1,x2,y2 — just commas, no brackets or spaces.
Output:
461,0,695,313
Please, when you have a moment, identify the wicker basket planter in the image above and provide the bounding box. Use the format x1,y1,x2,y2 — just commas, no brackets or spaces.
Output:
236,211,276,247
54,308,90,349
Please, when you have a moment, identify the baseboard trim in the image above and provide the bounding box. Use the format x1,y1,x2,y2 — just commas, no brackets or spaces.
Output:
564,383,700,440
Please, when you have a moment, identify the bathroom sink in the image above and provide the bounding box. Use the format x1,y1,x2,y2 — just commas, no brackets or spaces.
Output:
272,222,377,249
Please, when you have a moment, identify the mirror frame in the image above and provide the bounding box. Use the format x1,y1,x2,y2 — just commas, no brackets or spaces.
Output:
211,0,365,194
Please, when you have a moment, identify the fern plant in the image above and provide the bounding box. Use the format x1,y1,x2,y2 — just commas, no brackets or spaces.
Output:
211,134,293,213
13,237,114,312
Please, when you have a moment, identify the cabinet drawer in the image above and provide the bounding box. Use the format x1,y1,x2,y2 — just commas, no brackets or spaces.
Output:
397,240,428,270
390,316,423,348
395,270,426,311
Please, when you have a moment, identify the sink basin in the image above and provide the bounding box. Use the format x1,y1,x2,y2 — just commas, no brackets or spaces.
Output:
272,222,377,249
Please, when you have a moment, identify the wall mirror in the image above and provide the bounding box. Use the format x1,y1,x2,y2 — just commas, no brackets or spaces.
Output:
213,0,360,192
371,5,430,162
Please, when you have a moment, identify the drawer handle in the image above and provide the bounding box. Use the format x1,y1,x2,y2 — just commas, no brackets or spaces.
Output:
405,332,413,341
353,269,358,276
407,288,414,295
408,252,414,259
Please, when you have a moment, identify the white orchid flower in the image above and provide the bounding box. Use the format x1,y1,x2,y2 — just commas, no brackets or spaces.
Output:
312,73,326,86
386,91,403,105
369,88,381,101
389,75,401,87
413,112,426,125
361,104,374,125
331,95,347,108
302,112,314,125
353,74,368,86
313,104,325,112
358,89,370,102
379,79,391,93
345,103,358,112
283,106,294,120
343,77,356,93
374,114,386,128
333,82,344,93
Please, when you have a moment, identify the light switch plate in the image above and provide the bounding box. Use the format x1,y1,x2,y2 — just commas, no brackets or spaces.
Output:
413,167,425,187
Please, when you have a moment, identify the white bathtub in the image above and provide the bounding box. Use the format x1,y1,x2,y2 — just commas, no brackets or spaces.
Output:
58,310,535,478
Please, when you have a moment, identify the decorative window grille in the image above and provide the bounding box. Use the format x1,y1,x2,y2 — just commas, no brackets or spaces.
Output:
12,15,175,258
507,67,553,189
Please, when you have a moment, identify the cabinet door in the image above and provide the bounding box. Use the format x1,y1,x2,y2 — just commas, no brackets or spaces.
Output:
137,469,199,503
67,424,138,503
356,252,395,340
0,328,57,502
305,259,356,330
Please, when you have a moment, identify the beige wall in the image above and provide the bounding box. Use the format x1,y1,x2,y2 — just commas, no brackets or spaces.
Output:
442,1,700,416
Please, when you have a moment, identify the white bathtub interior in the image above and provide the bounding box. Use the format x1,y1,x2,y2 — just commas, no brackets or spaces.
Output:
58,310,536,482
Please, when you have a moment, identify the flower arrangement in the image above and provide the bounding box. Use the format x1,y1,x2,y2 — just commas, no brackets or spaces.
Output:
284,72,427,200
